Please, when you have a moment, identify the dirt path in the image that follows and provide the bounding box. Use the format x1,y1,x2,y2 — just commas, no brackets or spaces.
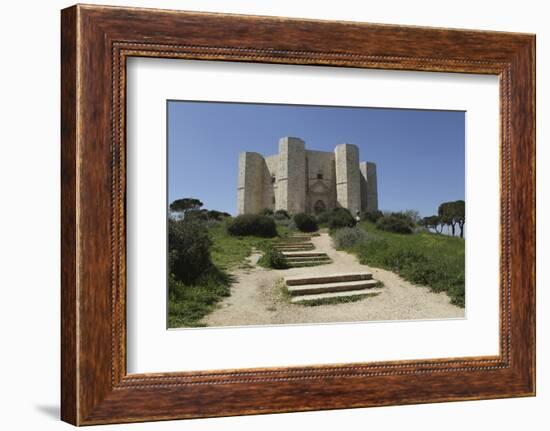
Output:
202,232,464,327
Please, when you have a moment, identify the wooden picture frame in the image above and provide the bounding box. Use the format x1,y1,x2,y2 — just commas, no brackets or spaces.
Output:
61,4,535,425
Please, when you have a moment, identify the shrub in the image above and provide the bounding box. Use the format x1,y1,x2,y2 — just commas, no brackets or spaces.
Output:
168,219,213,283
260,208,274,216
274,217,292,227
332,227,371,249
185,209,209,222
361,210,383,223
376,212,415,234
316,210,332,225
258,246,288,269
273,209,290,220
206,209,231,221
293,213,319,232
329,207,357,230
226,214,277,237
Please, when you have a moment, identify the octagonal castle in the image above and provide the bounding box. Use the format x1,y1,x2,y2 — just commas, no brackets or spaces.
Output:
237,137,378,215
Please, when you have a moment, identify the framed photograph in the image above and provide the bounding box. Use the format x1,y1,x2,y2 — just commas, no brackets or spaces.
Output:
61,4,535,425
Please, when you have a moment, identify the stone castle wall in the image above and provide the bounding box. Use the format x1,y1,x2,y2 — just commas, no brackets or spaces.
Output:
304,150,337,213
237,152,265,214
237,137,377,215
335,144,361,215
360,161,378,212
277,137,306,214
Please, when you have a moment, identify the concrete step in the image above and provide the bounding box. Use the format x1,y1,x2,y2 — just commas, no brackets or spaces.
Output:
291,288,383,303
287,279,379,296
284,272,373,286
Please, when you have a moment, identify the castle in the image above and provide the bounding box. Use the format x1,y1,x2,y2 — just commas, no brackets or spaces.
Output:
237,137,378,215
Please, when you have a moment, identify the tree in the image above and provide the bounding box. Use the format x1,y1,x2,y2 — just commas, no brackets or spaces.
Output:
454,200,465,238
422,215,443,234
169,198,203,218
438,201,458,236
403,209,421,225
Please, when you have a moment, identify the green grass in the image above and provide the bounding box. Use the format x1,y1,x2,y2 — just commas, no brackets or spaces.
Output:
337,222,465,307
168,268,232,328
168,222,292,327
209,223,291,269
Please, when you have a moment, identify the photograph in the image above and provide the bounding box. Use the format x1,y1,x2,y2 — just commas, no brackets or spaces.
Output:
167,101,466,328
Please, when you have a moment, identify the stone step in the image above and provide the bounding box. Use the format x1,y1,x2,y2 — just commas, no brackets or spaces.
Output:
286,258,331,264
284,254,330,262
284,272,373,286
287,260,332,268
287,279,379,296
274,247,315,252
291,288,383,303
276,240,313,244
273,242,315,248
281,251,327,258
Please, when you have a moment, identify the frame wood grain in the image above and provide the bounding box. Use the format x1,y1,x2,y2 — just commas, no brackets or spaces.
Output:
61,4,535,425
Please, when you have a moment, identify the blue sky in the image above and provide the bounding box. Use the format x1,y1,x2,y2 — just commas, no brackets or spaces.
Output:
168,101,464,217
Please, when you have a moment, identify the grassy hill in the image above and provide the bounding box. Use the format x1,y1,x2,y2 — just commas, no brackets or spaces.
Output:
334,221,465,307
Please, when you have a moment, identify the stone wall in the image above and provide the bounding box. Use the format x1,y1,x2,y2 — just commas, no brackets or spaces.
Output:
276,137,306,214
237,152,265,214
305,150,337,213
360,161,378,212
334,143,361,215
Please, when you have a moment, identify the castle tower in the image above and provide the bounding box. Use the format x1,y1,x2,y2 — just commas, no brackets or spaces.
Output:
335,143,361,215
360,161,379,212
277,137,306,214
237,152,265,215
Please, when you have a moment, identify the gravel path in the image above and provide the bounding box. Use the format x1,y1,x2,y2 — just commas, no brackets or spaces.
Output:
202,232,464,327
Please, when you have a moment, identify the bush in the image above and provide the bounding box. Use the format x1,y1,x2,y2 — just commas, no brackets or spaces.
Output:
273,209,290,220
260,208,274,216
332,227,371,249
376,212,415,234
226,214,277,237
316,210,332,225
274,217,292,227
185,209,209,222
293,213,319,232
258,246,288,269
206,209,231,221
329,207,357,230
361,210,383,223
168,219,213,284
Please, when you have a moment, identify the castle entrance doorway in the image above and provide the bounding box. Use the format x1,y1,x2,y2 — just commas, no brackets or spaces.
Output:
313,200,326,214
